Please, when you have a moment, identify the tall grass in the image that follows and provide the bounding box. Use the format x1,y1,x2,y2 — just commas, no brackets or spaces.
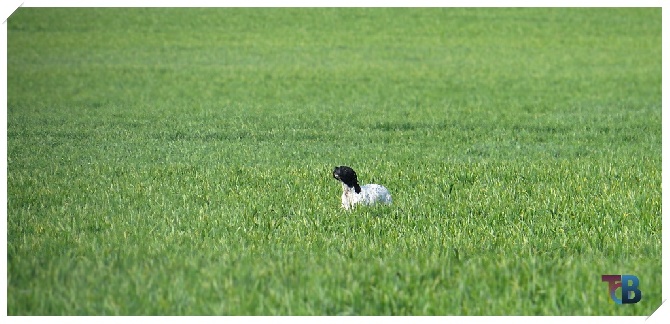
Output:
7,8,661,315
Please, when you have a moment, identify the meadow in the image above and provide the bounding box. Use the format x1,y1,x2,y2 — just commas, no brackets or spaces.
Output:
6,8,661,315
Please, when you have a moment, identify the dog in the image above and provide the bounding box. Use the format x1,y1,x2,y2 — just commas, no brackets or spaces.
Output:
332,166,392,210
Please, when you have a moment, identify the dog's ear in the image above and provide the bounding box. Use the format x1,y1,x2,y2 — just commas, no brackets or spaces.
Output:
339,167,359,188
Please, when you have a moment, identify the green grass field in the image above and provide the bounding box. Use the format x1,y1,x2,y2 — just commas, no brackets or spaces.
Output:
6,8,661,315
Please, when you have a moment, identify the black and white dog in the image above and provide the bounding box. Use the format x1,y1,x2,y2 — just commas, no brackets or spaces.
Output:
332,166,392,210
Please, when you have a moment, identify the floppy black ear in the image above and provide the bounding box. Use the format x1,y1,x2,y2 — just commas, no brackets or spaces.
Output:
339,166,360,189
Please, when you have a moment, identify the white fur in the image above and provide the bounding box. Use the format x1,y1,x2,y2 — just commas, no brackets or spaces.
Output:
340,183,392,210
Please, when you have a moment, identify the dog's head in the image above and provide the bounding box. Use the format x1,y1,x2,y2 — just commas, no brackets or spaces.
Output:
333,166,361,193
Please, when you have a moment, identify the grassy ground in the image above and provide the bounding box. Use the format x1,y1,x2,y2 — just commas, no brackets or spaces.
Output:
6,8,661,315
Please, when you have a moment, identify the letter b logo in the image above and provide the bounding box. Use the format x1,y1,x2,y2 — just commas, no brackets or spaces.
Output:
621,275,642,304
601,274,642,304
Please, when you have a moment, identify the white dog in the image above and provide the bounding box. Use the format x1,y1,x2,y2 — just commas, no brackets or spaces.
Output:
332,165,392,210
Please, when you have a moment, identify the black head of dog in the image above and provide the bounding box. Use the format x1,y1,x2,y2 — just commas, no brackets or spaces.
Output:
333,166,362,193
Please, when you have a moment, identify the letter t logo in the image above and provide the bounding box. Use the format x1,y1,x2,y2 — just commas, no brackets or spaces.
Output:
601,275,622,304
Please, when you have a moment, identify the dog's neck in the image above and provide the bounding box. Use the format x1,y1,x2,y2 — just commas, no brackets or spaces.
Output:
342,181,361,194
342,182,356,194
